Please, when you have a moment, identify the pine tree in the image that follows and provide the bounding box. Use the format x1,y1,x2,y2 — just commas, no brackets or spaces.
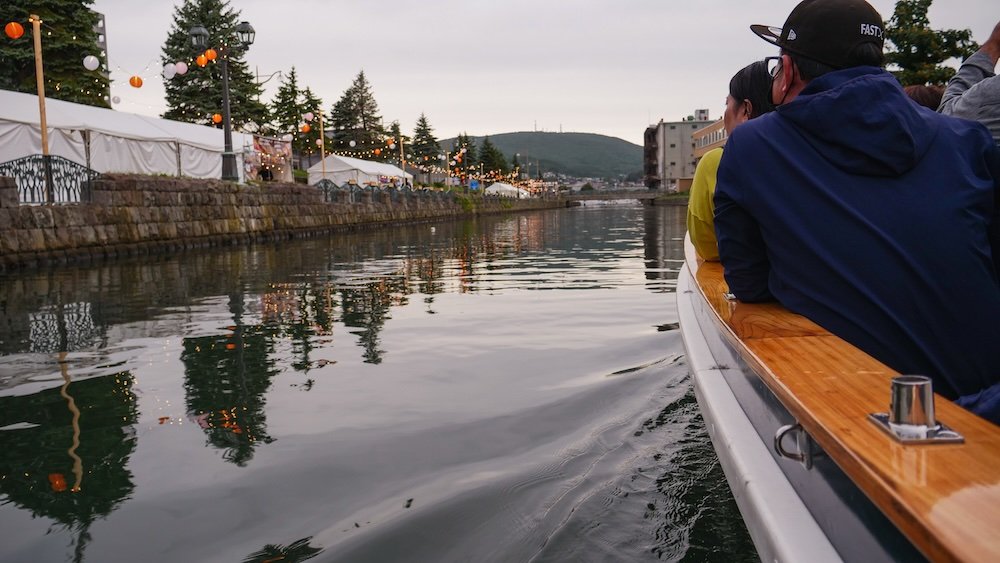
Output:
384,121,409,165
885,0,978,85
299,87,324,161
410,113,440,181
269,66,301,139
327,70,385,156
161,0,268,129
451,133,479,181
479,137,509,177
0,0,111,108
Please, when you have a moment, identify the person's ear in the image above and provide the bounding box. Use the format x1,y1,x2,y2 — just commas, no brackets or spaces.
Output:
743,99,753,119
779,54,795,94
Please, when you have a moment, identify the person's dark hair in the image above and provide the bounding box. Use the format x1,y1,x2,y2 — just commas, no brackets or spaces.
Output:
903,84,945,110
784,43,884,81
729,61,775,118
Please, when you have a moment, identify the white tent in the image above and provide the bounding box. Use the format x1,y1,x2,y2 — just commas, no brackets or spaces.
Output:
485,182,531,198
307,154,413,187
0,89,255,180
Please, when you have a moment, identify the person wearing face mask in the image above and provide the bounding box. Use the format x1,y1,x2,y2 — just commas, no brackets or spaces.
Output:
687,61,775,261
713,0,1000,423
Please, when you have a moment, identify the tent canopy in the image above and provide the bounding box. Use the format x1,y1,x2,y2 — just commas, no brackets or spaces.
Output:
307,154,413,187
485,182,531,198
0,89,254,179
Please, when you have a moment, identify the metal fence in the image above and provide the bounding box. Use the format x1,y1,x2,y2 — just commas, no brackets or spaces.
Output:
0,154,100,204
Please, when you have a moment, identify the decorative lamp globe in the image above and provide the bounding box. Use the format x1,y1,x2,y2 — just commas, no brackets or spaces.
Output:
189,25,209,48
235,21,255,46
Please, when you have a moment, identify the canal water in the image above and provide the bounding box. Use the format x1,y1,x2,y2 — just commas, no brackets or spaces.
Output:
0,203,755,562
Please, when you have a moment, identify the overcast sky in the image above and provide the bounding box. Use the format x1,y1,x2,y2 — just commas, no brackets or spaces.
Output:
89,0,997,146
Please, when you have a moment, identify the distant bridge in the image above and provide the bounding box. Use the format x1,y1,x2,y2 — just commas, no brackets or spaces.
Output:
563,190,661,202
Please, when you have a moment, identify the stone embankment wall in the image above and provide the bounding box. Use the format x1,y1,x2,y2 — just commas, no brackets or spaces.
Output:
0,175,562,270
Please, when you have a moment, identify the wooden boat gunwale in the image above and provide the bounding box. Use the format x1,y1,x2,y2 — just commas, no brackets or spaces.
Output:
677,235,1000,562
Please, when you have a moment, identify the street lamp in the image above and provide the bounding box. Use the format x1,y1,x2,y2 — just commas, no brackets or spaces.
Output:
190,20,255,182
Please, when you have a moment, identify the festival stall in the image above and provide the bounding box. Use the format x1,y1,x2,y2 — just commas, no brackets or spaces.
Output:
0,89,255,180
248,135,293,182
485,182,531,198
306,154,413,187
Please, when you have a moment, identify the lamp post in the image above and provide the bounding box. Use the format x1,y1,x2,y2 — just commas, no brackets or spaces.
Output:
440,152,449,189
190,21,255,182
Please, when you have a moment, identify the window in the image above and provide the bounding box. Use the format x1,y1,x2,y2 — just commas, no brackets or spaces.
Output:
670,143,675,148
670,162,676,166
670,125,676,130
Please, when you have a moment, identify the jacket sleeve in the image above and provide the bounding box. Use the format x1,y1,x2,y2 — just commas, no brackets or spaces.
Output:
939,50,1000,142
714,138,774,302
687,148,722,261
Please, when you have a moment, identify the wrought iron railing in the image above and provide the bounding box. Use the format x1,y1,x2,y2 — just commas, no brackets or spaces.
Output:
312,181,464,205
314,179,369,204
314,179,340,203
0,154,100,203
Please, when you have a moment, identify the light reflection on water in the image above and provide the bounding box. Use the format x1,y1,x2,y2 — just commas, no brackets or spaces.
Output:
0,204,754,562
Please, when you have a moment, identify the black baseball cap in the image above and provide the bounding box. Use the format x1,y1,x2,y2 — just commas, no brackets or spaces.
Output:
751,0,885,69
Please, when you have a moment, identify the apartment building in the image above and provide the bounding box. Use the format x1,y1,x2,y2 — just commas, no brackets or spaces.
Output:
643,109,712,190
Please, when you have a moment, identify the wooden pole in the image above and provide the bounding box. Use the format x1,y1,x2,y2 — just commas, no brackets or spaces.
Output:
399,132,405,184
30,14,48,156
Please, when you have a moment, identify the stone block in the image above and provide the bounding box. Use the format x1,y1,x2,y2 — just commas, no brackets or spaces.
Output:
24,229,46,252
32,207,56,229
0,177,18,208
0,230,19,254
79,226,97,246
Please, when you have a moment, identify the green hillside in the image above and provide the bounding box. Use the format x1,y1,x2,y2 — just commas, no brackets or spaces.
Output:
439,132,641,180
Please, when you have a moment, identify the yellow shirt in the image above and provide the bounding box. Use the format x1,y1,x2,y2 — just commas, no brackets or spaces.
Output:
686,147,723,261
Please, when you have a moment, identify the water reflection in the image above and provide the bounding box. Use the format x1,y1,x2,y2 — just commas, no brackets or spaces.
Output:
0,363,138,561
181,295,278,466
643,204,687,289
0,205,753,562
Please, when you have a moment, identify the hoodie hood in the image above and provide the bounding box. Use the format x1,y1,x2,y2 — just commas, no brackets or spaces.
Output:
778,67,937,176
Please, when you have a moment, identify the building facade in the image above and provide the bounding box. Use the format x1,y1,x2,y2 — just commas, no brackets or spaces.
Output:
643,112,713,190
693,119,726,159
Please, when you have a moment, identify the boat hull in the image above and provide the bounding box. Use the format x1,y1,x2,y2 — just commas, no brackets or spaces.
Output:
677,262,924,562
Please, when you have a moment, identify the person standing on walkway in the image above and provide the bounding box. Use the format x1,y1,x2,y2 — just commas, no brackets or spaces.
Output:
714,0,1000,423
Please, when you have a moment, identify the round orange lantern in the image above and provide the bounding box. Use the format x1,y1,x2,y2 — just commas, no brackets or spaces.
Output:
5,21,24,40
129,75,143,88
212,113,222,124
374,148,382,156
196,54,208,67
204,48,217,61
300,124,311,133
48,473,67,492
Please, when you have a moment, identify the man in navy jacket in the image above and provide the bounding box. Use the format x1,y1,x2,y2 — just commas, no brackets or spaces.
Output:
714,0,1000,423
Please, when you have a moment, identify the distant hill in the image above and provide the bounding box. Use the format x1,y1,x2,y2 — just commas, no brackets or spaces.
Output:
439,132,641,180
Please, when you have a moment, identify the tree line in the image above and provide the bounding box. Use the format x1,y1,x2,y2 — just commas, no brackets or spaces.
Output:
0,0,981,175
